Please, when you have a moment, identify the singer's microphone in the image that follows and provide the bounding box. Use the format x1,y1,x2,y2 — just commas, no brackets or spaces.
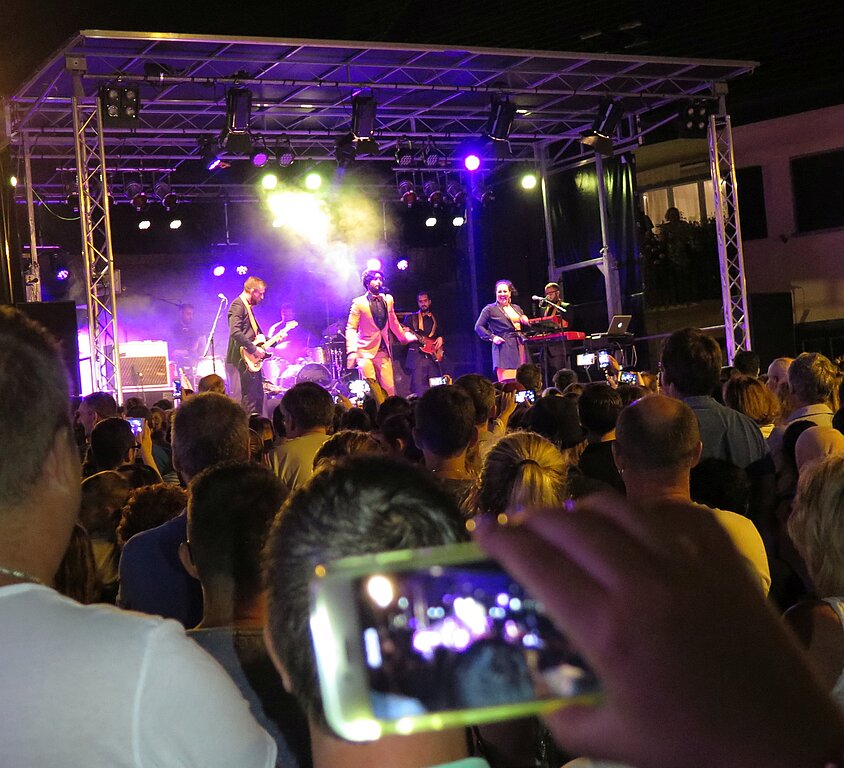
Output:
531,295,547,302
218,293,228,301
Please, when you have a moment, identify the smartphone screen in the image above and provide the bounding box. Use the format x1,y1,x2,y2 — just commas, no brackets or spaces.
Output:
353,560,597,720
576,353,595,367
598,351,610,368
126,417,144,439
514,389,535,404
619,371,638,384
428,376,447,387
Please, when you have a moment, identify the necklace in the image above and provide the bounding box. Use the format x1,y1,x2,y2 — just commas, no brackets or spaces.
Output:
0,565,44,586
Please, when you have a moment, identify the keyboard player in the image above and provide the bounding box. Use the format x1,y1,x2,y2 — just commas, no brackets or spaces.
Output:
536,282,569,376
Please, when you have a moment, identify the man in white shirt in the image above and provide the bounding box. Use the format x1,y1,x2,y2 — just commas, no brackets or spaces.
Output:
0,306,276,768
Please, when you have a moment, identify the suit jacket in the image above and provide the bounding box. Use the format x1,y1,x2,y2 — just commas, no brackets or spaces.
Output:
474,301,527,370
346,293,409,362
226,296,263,366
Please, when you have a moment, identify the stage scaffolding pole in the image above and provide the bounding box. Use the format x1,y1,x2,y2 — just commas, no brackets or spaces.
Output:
69,64,123,400
594,152,623,323
535,142,558,291
708,106,750,363
465,179,482,375
22,135,41,302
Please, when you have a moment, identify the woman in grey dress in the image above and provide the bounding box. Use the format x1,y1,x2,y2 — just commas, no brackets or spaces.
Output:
474,279,530,382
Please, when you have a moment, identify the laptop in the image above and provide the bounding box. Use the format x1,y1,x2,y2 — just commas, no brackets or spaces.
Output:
589,315,632,339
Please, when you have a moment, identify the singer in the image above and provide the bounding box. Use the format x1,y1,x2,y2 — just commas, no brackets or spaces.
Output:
225,276,268,414
474,279,530,382
345,269,417,399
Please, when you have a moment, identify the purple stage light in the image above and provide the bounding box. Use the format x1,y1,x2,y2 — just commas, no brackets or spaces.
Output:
396,259,409,271
236,265,248,275
464,153,481,171
56,268,70,281
212,265,226,277
366,258,381,271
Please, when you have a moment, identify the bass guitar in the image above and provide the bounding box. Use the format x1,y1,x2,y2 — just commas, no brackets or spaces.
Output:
411,329,444,363
240,321,298,373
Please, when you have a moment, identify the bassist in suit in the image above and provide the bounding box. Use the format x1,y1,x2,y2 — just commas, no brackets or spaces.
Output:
403,290,444,396
226,276,267,414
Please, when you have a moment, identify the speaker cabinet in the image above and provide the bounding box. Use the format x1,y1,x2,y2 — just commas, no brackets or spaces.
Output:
15,300,82,397
118,340,170,391
748,293,795,369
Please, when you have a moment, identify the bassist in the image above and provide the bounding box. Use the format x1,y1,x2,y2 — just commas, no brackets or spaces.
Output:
225,276,268,414
403,290,444,396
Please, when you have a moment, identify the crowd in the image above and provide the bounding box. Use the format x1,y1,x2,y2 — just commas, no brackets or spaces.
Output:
2,304,844,767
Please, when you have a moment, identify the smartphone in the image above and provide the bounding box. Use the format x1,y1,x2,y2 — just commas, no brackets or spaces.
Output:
126,417,145,440
598,351,610,368
428,376,447,387
619,371,638,384
173,379,182,401
514,389,535,404
576,353,595,367
310,541,600,742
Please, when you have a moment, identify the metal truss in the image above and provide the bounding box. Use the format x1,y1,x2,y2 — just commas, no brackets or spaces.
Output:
708,112,750,363
70,71,123,399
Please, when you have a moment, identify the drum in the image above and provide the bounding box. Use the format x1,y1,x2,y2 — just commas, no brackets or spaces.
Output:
306,346,327,364
280,363,304,389
296,362,333,388
262,357,285,385
195,356,226,381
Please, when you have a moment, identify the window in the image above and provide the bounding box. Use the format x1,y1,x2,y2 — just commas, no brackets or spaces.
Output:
736,166,768,240
791,148,844,233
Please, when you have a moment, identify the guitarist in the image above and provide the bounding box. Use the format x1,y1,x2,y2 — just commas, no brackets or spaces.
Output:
225,276,268,414
403,290,444,396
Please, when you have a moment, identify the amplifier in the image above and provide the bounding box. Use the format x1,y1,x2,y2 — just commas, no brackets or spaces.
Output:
118,340,170,391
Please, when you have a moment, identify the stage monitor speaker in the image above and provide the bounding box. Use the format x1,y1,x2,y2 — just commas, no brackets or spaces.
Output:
749,292,795,369
118,340,170,391
15,300,82,397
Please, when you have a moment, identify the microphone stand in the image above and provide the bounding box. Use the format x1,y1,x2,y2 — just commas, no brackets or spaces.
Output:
203,296,228,375
537,297,569,313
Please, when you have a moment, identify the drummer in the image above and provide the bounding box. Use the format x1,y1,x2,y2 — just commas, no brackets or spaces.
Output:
267,304,314,362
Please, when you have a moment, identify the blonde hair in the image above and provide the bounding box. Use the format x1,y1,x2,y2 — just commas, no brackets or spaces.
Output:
468,431,568,517
788,454,844,596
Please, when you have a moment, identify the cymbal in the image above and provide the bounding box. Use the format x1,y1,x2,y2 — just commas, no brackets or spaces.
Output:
322,319,344,337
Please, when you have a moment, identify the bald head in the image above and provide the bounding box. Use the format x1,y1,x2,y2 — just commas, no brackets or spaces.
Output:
615,394,701,472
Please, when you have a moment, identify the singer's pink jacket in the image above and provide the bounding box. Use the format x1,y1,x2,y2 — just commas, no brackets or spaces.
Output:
345,293,410,365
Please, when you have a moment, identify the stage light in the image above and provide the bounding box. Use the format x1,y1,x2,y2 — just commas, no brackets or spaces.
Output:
335,132,357,167
272,219,283,228
125,180,143,199
131,193,149,213
169,219,182,230
678,99,713,137
398,180,417,206
447,183,466,206
464,153,481,171
452,214,465,227
580,98,625,157
9,176,17,187
521,173,538,190
56,268,70,281
425,216,437,227
351,88,377,141
304,172,322,190
236,265,248,275
423,181,443,206
212,265,226,277
138,219,151,230
262,173,278,190
154,181,178,211
221,87,253,154
366,258,382,271
251,147,270,168
200,137,224,171
266,191,331,246
396,259,409,271
99,85,141,126
277,138,295,167
485,95,517,142
394,137,414,167
473,185,495,205
422,139,445,168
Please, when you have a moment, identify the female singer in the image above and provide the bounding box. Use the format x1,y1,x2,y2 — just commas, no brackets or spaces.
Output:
474,279,530,382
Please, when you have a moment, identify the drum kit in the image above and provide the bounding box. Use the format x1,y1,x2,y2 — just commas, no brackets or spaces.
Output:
262,326,349,395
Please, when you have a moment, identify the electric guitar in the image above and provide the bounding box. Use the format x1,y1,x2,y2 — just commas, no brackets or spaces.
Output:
411,329,444,363
240,321,298,373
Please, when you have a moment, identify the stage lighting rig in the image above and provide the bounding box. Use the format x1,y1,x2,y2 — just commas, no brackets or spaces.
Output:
678,99,713,137
199,137,226,171
395,137,414,167
580,98,625,157
154,181,178,211
447,182,466,207
423,181,443,206
276,138,295,167
422,139,446,168
485,95,517,143
99,85,141,127
221,87,253,154
351,88,379,156
335,132,357,167
398,180,417,206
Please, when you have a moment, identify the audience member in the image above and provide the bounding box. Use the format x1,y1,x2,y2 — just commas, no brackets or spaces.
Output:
552,368,578,392
313,430,383,473
338,406,372,432
577,384,624,493
733,349,761,378
376,413,423,464
270,382,333,491
516,363,542,393
689,458,751,518
522,395,587,467
76,391,118,441
264,455,470,768
614,383,648,406
723,374,780,438
455,373,500,465
376,394,413,428
54,523,101,604
118,392,250,627
181,462,311,768
0,306,276,767
795,426,844,475
613,394,770,593
116,482,187,547
85,417,135,475
198,373,227,394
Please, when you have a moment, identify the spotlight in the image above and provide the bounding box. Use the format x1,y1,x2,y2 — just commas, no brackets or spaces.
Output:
125,180,143,199
138,219,151,230
395,137,414,167
485,95,517,142
398,180,417,206
464,154,481,172
277,138,295,167
422,140,445,168
212,265,226,277
447,183,466,206
154,181,177,211
473,185,495,205
366,258,382,271
580,98,625,157
520,173,538,190
169,219,182,230
200,137,224,171
423,181,443,206
396,259,409,271
65,193,79,211
222,87,253,154
251,146,270,168
99,85,141,126
262,174,278,190
351,88,377,141
304,172,322,190
131,193,149,213
452,214,465,227
56,268,70,281
425,216,437,228
335,132,356,167
9,176,17,187
678,99,713,137
236,265,248,275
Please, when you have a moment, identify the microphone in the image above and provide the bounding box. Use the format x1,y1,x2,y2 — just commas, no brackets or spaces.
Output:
533,294,571,307
218,293,228,302
531,295,547,303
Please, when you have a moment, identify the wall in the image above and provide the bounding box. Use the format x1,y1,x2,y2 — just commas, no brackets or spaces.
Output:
732,103,844,324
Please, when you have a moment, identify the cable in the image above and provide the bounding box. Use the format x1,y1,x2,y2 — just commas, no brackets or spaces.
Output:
32,189,80,221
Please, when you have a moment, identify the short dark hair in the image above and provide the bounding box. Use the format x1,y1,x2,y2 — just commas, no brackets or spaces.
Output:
516,363,542,392
732,350,760,377
377,395,413,428
281,382,334,431
83,391,118,420
313,430,382,471
661,328,721,396
264,455,466,731
117,482,187,547
338,407,372,432
361,269,383,290
197,373,226,394
455,374,495,426
172,392,249,480
552,369,578,391
578,383,623,436
414,384,475,457
615,394,700,471
189,462,285,603
90,417,135,470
